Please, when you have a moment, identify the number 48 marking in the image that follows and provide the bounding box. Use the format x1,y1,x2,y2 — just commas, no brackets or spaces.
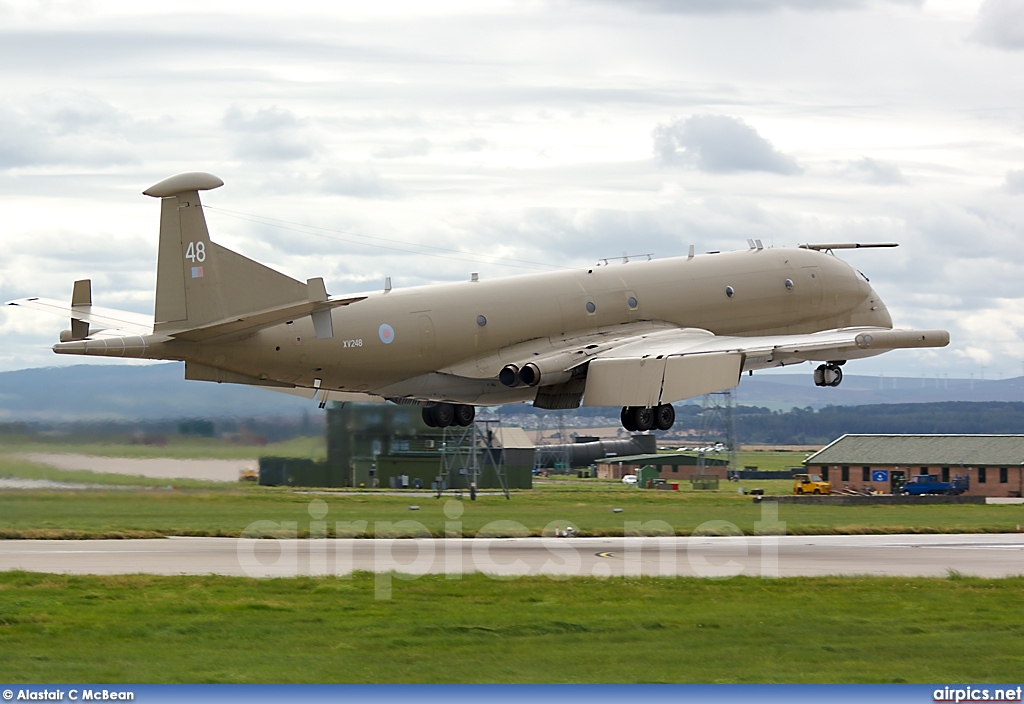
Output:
185,241,206,263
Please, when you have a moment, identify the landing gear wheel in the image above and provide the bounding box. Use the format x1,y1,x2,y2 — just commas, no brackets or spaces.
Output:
620,406,638,432
814,362,844,388
455,404,475,427
654,404,676,431
632,406,655,432
432,403,455,428
422,406,437,428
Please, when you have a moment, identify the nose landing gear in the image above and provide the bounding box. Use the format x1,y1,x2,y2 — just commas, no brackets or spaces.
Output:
813,362,844,388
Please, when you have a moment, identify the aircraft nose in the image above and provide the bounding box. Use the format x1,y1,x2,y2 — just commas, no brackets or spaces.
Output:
867,286,893,328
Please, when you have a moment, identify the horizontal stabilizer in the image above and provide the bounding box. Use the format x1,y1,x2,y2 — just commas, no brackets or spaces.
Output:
169,294,365,342
6,297,153,336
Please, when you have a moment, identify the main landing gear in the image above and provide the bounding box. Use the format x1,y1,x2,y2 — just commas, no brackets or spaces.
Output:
422,403,476,428
620,404,675,432
813,361,845,388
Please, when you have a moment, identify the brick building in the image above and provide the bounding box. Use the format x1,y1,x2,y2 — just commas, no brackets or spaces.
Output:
596,452,728,481
804,434,1024,498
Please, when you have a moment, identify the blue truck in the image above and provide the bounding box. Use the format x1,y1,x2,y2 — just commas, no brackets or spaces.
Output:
899,473,970,496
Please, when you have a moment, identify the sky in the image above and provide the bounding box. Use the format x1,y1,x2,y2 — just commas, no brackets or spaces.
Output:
1,0,1023,381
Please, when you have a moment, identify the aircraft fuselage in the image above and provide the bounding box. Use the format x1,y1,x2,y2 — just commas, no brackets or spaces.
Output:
157,246,886,402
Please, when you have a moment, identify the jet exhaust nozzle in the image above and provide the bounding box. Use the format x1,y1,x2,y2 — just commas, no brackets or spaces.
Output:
519,362,574,388
499,364,521,387
519,362,542,387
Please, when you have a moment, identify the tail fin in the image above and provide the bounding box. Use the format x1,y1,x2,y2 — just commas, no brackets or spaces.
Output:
144,172,308,334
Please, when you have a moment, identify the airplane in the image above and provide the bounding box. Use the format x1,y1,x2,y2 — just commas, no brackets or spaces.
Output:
7,172,950,432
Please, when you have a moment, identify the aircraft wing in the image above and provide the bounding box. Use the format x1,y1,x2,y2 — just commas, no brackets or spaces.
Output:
582,326,949,406
6,297,153,336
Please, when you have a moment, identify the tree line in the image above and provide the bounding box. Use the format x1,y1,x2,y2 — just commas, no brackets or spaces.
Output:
730,402,1024,445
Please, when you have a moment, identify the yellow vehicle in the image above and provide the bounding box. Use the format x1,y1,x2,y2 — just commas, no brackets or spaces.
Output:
792,473,831,495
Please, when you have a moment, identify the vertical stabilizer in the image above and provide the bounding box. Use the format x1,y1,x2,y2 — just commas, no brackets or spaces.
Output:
144,172,309,334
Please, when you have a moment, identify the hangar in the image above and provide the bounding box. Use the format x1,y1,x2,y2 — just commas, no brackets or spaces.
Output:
804,434,1024,498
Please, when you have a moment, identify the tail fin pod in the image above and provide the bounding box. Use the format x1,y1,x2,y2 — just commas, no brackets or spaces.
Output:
144,172,309,334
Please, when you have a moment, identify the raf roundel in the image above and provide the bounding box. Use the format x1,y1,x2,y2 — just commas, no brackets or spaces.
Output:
378,323,395,344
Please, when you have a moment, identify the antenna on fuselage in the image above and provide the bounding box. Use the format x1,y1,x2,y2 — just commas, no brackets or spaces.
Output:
687,245,695,260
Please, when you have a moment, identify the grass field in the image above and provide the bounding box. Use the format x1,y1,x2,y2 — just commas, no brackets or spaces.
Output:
0,443,1021,539
0,435,327,460
1,483,1020,539
1,440,1022,685
1,571,1021,683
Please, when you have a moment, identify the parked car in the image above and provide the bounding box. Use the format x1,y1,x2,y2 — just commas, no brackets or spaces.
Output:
622,475,638,485
792,473,831,495
900,474,969,496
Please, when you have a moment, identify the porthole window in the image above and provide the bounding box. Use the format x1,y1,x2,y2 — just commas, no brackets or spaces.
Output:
785,279,794,291
585,301,596,314
476,315,487,327
725,286,734,298
627,296,638,309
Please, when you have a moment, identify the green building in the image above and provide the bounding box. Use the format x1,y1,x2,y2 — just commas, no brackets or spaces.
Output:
259,403,533,490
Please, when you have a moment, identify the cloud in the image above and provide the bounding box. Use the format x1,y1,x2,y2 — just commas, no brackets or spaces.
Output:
373,138,433,159
972,0,1024,51
843,157,906,185
0,92,136,169
222,105,316,162
319,167,401,199
451,137,493,153
652,115,802,175
1004,169,1024,194
580,0,921,14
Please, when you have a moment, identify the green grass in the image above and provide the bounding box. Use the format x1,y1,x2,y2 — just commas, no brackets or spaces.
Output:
0,449,1020,539
0,484,1020,539
0,454,230,490
0,571,1022,683
0,435,325,460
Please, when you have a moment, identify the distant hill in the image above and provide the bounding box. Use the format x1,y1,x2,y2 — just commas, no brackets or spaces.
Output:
0,363,1021,422
0,363,316,421
734,372,1024,409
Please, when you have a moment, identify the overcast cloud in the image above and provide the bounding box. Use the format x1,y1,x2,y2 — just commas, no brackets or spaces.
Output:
1,0,1023,382
653,115,802,174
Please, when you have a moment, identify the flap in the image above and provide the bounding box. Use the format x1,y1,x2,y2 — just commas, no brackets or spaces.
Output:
583,357,666,407
661,353,743,403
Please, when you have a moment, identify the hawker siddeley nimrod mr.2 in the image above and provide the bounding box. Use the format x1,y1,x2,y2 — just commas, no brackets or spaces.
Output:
8,172,950,431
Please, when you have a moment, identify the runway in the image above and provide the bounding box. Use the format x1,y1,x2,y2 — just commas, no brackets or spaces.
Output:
1,533,1022,579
